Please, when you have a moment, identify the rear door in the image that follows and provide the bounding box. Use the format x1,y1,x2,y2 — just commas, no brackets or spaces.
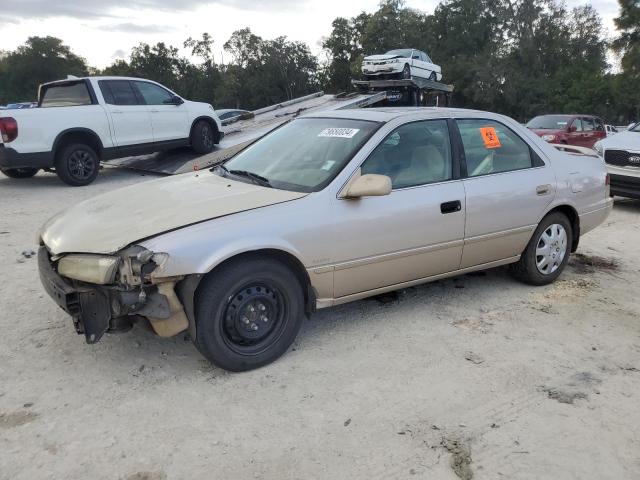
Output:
580,117,596,147
456,118,556,268
98,80,154,147
567,117,583,145
133,81,189,143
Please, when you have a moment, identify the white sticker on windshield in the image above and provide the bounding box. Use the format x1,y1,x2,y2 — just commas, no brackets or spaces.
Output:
321,160,336,171
318,128,360,139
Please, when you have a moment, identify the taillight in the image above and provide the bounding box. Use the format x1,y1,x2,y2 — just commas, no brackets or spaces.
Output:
0,117,18,143
605,173,610,186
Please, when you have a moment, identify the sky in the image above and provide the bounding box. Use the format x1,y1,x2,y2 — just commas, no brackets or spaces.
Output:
0,0,621,69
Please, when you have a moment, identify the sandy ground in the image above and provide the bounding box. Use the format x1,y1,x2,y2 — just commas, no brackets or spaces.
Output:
0,167,639,480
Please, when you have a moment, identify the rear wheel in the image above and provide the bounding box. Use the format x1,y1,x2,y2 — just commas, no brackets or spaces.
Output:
510,212,572,285
1,167,39,179
55,144,99,186
191,120,217,154
194,257,305,372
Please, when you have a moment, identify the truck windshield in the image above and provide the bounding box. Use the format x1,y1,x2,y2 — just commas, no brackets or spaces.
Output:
40,82,92,108
526,115,572,130
386,49,412,58
218,118,380,193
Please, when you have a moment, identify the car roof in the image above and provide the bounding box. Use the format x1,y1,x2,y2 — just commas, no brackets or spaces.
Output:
533,114,599,118
43,76,165,86
303,107,505,123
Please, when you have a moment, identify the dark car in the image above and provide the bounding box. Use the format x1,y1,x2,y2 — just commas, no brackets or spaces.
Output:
526,115,606,149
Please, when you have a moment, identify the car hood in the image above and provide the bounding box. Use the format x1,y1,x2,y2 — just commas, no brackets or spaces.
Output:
363,54,404,61
600,130,640,151
41,173,307,255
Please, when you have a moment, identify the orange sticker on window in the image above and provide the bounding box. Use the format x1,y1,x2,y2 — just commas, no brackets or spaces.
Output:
480,127,501,149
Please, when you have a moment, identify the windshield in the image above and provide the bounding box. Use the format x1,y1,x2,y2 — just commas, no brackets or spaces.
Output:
526,115,572,130
219,118,380,192
385,49,412,58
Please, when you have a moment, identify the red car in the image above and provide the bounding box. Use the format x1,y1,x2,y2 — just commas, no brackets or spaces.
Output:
526,114,606,148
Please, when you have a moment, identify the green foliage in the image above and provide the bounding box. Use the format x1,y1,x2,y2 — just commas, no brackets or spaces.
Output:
0,1,636,121
0,36,88,104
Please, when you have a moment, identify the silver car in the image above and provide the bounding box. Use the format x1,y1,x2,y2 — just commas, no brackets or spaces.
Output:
38,108,613,371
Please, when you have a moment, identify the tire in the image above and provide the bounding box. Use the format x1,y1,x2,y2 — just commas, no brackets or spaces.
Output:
401,64,411,79
191,120,217,154
1,167,39,179
429,72,437,82
510,212,572,286
55,144,99,186
194,257,305,372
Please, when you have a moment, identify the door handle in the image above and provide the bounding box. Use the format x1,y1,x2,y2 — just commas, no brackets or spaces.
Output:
536,184,551,195
150,109,160,113
441,200,462,214
112,110,124,114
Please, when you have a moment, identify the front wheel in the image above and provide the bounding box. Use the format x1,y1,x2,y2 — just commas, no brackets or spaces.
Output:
402,64,411,79
191,120,217,154
55,144,99,186
1,167,39,179
429,72,437,82
510,212,572,285
194,257,305,372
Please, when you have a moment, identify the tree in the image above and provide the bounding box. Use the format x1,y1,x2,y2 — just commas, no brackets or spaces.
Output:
0,37,88,104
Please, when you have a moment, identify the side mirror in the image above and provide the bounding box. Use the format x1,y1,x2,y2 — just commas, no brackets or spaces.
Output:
341,174,392,199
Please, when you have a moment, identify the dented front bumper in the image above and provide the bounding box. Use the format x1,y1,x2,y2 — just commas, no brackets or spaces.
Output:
38,247,188,343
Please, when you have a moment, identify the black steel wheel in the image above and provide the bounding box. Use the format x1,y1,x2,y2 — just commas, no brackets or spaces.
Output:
191,120,217,154
55,143,99,186
194,257,305,371
1,167,39,179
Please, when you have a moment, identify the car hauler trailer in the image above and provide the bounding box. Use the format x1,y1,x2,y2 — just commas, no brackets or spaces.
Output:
351,77,454,107
108,90,388,175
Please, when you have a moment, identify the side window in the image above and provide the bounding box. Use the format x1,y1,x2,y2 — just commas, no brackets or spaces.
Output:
99,81,139,106
40,82,92,107
424,52,432,63
582,117,594,131
594,118,605,131
457,119,533,177
134,81,174,105
571,118,583,132
361,120,452,189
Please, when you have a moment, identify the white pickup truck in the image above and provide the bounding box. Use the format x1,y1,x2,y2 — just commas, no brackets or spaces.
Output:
0,76,223,185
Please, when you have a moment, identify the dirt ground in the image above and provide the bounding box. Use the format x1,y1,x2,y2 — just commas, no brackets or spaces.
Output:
1,167,639,480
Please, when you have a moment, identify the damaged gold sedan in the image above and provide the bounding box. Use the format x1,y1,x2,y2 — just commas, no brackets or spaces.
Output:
38,108,612,371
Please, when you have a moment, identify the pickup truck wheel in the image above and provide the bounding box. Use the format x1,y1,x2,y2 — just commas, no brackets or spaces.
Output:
1,167,39,179
510,212,572,286
191,121,216,154
55,144,99,186
194,257,305,372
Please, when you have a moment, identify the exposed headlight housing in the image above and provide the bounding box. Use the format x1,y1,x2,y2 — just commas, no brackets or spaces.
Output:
57,254,120,285
541,134,556,142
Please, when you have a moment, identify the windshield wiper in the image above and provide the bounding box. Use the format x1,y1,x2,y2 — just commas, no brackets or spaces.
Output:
228,169,273,188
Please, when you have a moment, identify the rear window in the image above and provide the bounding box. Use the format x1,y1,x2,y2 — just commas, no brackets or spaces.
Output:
40,82,92,108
